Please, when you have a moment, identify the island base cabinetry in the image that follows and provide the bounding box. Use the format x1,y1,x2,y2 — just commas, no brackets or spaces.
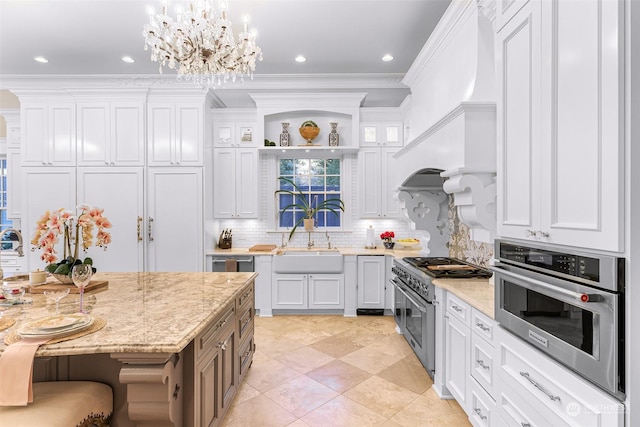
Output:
184,281,255,427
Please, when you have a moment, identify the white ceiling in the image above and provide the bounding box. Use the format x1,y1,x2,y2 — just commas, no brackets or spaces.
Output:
0,0,451,107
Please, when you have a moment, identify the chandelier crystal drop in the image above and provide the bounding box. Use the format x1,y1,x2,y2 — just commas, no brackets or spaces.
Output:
142,0,262,87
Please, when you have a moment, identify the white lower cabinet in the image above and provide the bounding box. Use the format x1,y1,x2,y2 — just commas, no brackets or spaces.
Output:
272,274,344,310
444,294,471,411
357,255,385,309
496,328,624,427
443,291,501,425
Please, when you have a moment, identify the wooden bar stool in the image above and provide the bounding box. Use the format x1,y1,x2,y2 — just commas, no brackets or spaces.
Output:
0,381,113,426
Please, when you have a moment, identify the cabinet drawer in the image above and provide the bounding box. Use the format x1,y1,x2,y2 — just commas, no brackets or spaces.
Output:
196,304,235,361
468,378,495,427
471,309,495,344
237,299,254,344
471,332,496,398
238,333,255,381
497,381,553,427
498,330,624,427
237,284,254,310
446,293,471,326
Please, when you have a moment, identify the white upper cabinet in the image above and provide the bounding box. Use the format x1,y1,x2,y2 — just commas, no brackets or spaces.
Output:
77,102,145,166
21,103,76,166
213,147,258,218
496,0,624,251
359,147,401,218
148,102,203,166
359,122,403,147
213,121,257,148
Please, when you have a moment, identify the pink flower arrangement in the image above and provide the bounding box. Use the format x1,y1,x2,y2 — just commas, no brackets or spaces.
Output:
31,205,112,265
380,231,395,242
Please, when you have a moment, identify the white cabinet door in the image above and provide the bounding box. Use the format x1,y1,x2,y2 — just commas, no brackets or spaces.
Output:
537,0,623,251
272,274,307,309
234,148,258,218
77,167,145,272
359,148,400,218
21,103,76,166
381,147,400,217
359,122,403,147
308,274,344,309
497,0,624,251
77,103,109,166
175,103,203,166
148,103,203,166
146,168,203,272
22,167,76,271
445,314,470,412
357,256,385,309
358,148,381,218
212,148,258,218
111,102,145,166
496,0,542,241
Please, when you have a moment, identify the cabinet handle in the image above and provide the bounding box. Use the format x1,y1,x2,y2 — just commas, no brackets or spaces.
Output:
537,230,550,239
105,161,109,166
475,322,490,332
243,350,252,357
110,161,115,166
451,304,463,313
521,424,531,427
476,359,490,370
172,384,180,400
176,161,180,165
520,371,561,402
218,337,229,350
474,407,487,421
526,229,536,237
137,216,143,242
148,217,154,242
42,162,47,166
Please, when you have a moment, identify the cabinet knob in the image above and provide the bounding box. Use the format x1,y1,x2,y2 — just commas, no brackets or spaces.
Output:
105,162,109,166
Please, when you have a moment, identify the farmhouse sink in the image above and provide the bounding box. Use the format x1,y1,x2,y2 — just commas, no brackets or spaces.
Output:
273,250,344,273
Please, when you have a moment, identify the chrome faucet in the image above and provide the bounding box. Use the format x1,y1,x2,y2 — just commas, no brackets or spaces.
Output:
326,231,333,249
307,232,314,249
0,228,24,280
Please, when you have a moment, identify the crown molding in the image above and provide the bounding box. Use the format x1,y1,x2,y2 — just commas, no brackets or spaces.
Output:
0,73,407,92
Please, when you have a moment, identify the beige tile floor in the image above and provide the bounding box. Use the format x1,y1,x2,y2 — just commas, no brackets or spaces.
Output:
223,315,471,426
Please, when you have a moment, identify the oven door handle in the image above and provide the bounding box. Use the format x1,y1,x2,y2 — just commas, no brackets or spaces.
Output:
491,265,603,303
389,279,428,313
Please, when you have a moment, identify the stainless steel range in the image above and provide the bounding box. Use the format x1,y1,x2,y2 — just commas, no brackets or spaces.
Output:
390,257,492,378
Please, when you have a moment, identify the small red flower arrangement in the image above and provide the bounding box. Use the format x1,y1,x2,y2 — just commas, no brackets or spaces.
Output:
380,231,395,243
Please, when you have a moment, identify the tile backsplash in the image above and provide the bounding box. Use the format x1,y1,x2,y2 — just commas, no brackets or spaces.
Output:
447,197,494,267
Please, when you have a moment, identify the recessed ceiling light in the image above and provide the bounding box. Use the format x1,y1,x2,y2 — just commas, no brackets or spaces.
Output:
34,56,48,63
295,55,307,63
382,54,394,62
122,56,135,63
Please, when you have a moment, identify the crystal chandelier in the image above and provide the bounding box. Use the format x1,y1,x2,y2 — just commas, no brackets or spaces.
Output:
143,1,262,87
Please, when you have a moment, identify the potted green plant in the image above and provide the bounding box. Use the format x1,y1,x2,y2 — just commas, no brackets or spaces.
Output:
275,176,345,240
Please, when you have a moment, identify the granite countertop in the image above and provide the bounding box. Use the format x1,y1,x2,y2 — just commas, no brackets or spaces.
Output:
207,246,421,258
2,272,257,357
432,278,495,319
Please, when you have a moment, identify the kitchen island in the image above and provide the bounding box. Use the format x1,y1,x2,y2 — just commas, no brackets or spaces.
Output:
3,272,257,427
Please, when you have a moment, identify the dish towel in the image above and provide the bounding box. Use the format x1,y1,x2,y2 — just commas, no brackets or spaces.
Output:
225,259,238,272
0,336,51,406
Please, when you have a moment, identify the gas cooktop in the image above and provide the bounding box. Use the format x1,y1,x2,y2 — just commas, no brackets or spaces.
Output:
403,257,492,279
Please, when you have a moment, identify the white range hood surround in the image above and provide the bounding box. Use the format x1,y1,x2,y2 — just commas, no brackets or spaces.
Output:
394,0,497,243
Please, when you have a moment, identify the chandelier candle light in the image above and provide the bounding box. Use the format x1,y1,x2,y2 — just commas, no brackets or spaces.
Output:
143,0,262,87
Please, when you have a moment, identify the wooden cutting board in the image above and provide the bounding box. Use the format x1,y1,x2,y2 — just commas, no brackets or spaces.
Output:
29,280,109,294
249,244,278,252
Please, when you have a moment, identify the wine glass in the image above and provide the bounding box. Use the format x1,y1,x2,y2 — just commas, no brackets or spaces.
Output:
43,288,70,315
71,264,93,314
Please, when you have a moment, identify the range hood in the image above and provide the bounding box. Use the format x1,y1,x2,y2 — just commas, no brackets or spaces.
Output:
393,0,497,245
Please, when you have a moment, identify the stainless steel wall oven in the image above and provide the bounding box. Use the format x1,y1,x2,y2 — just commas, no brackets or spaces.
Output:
492,239,625,400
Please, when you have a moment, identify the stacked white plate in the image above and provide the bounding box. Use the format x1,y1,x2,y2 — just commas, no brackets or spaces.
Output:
18,314,94,339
